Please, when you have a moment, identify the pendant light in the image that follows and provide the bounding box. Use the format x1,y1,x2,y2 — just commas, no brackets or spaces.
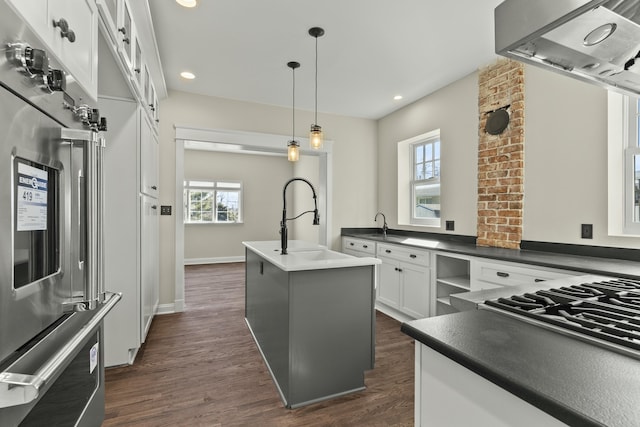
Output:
287,61,300,162
308,27,325,150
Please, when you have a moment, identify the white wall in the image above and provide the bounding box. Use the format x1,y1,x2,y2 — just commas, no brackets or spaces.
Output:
377,72,479,236
158,90,377,305
523,65,640,248
183,150,293,261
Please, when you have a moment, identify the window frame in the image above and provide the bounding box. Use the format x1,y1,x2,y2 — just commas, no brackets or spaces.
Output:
408,129,442,227
183,180,243,224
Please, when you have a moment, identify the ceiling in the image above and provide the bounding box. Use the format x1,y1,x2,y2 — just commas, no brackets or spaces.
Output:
148,0,505,120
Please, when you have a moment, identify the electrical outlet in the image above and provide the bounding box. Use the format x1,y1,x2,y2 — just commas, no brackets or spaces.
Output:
160,205,172,216
581,224,593,239
446,220,455,231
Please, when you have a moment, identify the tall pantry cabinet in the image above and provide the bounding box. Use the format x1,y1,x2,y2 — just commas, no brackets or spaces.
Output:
100,96,159,366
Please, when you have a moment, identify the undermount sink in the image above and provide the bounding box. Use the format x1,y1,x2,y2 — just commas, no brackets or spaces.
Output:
286,248,351,261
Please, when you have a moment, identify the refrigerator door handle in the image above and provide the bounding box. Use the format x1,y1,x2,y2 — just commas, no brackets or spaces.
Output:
0,292,121,409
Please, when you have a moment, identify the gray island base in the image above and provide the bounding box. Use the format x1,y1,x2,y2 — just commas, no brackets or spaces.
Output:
243,240,380,408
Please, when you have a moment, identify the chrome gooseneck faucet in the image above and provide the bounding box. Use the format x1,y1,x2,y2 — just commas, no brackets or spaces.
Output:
374,212,388,237
281,177,320,255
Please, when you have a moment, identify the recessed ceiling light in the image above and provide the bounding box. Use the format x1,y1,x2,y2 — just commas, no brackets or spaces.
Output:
394,95,403,100
180,71,196,80
176,0,197,8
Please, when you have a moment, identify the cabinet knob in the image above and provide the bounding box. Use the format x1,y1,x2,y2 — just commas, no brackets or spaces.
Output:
151,205,158,210
385,249,391,253
496,271,510,278
151,185,158,190
52,18,76,43
409,254,417,258
349,243,354,246
135,68,141,74
363,245,368,249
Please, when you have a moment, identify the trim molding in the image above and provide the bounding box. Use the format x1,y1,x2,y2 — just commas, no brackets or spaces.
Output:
184,256,245,265
156,303,176,315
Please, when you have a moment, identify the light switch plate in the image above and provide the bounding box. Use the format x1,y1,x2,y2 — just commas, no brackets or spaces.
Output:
446,220,455,231
581,224,593,239
160,205,172,216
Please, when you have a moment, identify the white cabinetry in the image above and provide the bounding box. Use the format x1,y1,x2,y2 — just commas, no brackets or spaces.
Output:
376,243,430,321
342,237,375,257
100,96,159,366
7,0,98,100
471,258,579,290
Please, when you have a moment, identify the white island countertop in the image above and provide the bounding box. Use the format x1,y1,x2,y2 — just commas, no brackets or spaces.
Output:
242,240,381,272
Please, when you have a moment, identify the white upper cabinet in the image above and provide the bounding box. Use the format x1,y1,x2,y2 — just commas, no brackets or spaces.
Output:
7,0,98,100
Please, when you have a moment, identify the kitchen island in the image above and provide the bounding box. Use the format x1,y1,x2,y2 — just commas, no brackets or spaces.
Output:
402,309,640,427
243,240,381,408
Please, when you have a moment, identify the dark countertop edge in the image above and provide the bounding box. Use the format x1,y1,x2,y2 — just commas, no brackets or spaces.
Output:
341,229,640,280
400,321,604,427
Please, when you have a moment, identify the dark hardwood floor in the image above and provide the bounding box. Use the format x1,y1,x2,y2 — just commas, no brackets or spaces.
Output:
104,263,414,426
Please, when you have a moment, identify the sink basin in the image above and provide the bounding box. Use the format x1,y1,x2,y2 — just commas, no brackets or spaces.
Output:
287,248,351,261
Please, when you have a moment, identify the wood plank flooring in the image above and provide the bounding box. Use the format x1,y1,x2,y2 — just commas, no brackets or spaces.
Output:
103,263,414,426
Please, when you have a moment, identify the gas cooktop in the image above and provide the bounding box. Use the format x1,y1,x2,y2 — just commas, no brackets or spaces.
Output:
481,276,640,359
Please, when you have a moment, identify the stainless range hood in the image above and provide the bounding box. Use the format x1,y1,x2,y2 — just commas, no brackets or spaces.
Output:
495,0,640,95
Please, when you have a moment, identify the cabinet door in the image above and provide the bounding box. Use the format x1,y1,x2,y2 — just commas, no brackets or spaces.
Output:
140,195,159,342
401,263,430,318
48,0,98,100
117,0,133,69
377,257,400,308
95,0,118,43
139,113,158,197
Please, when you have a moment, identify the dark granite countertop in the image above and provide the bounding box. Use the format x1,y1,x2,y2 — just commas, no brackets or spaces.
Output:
402,310,640,427
341,230,640,280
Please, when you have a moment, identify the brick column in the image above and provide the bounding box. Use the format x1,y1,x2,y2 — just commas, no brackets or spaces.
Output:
477,59,525,249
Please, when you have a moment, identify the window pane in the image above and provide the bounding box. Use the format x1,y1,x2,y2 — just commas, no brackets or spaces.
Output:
415,145,423,164
413,183,440,218
189,180,215,188
425,162,433,179
634,155,640,222
202,211,213,222
190,211,201,222
425,143,433,161
434,140,440,160
217,181,241,189
434,160,440,177
415,164,423,180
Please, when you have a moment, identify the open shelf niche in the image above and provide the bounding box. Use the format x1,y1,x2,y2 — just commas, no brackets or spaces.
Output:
435,253,471,316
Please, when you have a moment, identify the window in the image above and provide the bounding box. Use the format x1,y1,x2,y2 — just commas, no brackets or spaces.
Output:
412,137,441,223
183,180,242,224
627,98,640,232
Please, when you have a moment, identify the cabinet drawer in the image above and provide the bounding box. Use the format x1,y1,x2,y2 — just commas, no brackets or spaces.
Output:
472,259,577,289
342,237,375,255
377,243,430,266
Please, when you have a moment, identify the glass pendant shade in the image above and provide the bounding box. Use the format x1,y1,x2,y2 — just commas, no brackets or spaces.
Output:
287,140,300,162
309,124,323,150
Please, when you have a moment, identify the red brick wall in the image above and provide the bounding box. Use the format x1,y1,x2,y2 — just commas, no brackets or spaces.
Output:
477,59,525,249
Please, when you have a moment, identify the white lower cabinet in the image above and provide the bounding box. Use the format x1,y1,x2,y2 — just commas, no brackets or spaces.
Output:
341,236,375,258
376,243,430,321
100,95,159,366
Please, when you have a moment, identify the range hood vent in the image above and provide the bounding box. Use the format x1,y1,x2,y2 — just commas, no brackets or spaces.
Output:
495,0,640,95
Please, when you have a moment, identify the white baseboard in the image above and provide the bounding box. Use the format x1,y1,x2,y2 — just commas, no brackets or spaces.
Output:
156,302,177,315
184,256,245,265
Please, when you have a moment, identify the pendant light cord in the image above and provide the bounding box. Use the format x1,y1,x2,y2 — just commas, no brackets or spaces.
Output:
292,66,296,140
314,35,318,125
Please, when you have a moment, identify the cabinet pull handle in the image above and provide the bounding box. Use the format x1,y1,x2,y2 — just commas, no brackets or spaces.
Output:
397,268,403,272
135,68,141,74
151,185,158,190
118,27,127,36
363,245,368,249
151,205,158,210
409,254,417,258
385,249,391,253
534,278,546,282
349,242,354,246
496,271,509,278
